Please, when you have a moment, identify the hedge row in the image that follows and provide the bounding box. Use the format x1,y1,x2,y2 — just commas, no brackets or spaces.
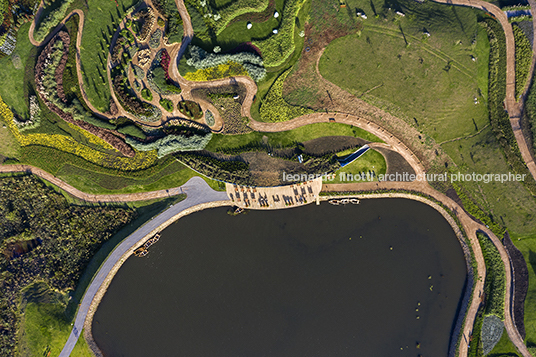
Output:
477,232,506,320
176,152,252,185
252,0,307,68
512,24,532,98
33,0,75,42
482,19,536,195
126,132,212,158
260,68,313,122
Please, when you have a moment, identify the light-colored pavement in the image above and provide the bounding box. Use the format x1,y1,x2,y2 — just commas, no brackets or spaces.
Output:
58,176,230,357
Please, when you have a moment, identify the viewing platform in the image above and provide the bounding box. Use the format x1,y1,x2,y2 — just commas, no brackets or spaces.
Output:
226,177,323,210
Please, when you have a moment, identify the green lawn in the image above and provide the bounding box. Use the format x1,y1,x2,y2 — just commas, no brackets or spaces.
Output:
0,22,34,119
330,149,386,183
318,0,489,144
487,327,521,356
206,122,382,152
0,123,21,159
442,127,536,236
18,302,93,357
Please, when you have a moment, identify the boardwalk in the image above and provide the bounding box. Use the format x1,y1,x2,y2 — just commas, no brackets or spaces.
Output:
226,178,322,209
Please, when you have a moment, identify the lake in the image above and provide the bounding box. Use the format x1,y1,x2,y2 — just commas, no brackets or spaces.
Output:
92,198,467,357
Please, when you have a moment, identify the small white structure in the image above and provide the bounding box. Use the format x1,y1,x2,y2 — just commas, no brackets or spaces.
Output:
424,31,430,37
233,94,240,100
213,46,221,53
274,11,279,18
396,11,405,16
247,22,252,29
471,56,476,62
273,29,278,34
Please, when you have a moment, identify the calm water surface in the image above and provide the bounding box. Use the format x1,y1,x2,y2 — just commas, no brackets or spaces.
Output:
93,198,466,357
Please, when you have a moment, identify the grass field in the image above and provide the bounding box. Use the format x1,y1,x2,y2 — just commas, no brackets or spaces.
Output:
330,149,386,184
205,122,382,151
191,0,285,52
0,23,34,120
0,125,21,159
318,0,489,144
17,302,93,357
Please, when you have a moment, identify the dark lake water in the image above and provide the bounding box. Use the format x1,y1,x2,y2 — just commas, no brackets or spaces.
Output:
92,198,467,357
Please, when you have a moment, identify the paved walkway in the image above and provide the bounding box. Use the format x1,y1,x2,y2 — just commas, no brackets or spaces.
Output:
58,176,229,357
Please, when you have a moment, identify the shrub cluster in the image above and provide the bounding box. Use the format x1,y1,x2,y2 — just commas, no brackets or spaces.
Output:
260,68,313,122
1,94,160,171
205,109,215,126
0,175,137,356
512,24,532,98
159,98,173,112
141,88,153,101
252,0,307,68
126,131,213,158
184,61,249,81
185,45,266,82
477,232,505,319
133,7,156,42
113,74,162,122
175,151,252,184
33,0,75,42
482,19,536,195
149,28,162,48
14,95,41,131
178,100,203,119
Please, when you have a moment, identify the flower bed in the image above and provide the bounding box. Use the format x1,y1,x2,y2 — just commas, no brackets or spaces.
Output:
185,45,266,82
260,68,313,122
178,100,203,120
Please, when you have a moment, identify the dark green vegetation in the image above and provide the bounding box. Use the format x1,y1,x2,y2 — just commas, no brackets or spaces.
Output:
159,98,174,112
0,175,136,355
318,0,489,144
477,232,506,319
141,88,153,101
513,24,531,99
177,100,203,120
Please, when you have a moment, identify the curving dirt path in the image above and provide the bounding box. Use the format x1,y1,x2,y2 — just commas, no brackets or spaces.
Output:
431,0,536,182
0,164,194,201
